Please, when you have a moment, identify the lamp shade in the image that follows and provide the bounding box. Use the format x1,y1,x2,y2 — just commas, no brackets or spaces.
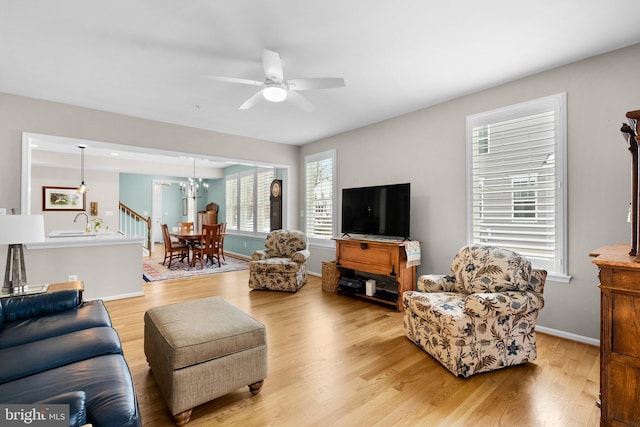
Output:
0,215,45,244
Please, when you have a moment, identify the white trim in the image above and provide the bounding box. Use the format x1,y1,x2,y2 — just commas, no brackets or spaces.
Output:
21,134,32,214
221,249,251,261
226,230,269,240
546,272,571,283
308,239,336,250
466,93,568,277
535,325,599,347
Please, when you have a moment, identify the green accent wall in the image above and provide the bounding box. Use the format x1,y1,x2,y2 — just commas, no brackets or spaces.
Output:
162,183,184,225
207,178,225,221
119,173,155,215
224,235,265,257
119,172,225,223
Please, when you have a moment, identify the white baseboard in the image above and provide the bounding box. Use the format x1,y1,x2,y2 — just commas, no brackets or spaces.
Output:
223,250,251,261
535,325,599,347
88,291,145,302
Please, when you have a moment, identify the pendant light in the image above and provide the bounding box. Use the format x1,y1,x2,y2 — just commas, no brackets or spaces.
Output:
78,144,87,193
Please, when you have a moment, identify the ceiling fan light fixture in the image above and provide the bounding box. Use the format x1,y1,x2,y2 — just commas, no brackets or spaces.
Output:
262,85,287,103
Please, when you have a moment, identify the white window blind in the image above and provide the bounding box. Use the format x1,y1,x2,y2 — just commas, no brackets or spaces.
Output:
305,150,336,241
226,167,275,234
239,173,255,232
467,93,567,276
225,177,238,230
257,169,274,233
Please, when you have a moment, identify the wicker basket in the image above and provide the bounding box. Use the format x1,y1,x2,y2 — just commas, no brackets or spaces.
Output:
322,261,340,293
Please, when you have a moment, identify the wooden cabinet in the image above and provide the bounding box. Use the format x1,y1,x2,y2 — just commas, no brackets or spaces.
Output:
591,244,640,426
334,237,416,311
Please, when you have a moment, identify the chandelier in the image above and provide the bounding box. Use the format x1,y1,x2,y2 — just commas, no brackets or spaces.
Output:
180,159,208,199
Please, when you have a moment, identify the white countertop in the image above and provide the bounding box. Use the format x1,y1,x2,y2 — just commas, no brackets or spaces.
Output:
27,230,145,249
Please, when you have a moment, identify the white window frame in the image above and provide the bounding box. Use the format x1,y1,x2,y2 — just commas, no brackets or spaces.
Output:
304,149,337,247
225,167,275,236
466,93,569,282
511,174,538,220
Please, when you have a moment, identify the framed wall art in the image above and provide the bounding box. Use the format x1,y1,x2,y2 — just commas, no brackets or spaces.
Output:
42,186,86,211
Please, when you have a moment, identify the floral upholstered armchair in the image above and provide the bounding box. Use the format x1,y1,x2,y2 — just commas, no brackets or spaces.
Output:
248,230,310,292
403,244,546,378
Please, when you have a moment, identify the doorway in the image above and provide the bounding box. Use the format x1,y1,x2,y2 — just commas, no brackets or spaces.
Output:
152,180,186,246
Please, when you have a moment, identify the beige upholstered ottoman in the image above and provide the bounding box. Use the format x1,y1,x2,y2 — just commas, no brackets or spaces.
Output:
144,297,267,425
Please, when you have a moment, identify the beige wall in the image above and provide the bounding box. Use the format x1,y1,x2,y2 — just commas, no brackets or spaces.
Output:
32,165,120,234
302,43,640,341
0,92,300,228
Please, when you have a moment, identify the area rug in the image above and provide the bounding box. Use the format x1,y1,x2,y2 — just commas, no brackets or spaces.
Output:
143,256,249,282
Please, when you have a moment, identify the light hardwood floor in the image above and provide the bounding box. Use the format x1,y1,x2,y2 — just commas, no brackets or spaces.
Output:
105,252,601,426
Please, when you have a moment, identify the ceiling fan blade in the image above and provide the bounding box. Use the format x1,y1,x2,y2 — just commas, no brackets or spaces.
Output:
239,90,264,110
287,91,315,112
206,76,264,86
287,77,345,91
262,49,284,82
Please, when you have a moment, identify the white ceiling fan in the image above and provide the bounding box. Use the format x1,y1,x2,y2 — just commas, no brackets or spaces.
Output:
207,49,345,112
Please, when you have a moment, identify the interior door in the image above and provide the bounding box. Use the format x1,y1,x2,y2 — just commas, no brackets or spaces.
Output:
152,182,163,246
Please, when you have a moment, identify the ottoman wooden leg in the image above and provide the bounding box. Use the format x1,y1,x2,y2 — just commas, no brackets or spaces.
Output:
248,379,264,395
173,408,193,426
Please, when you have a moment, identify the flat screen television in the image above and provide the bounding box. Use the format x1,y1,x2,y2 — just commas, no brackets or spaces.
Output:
341,183,410,239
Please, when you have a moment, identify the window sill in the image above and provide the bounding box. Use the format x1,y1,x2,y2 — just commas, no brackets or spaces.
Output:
546,272,571,284
226,230,269,240
308,239,336,250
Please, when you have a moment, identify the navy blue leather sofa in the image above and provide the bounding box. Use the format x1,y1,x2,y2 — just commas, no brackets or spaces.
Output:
0,289,141,427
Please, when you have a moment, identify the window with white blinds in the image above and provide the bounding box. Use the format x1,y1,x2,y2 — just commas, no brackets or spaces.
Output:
304,150,336,242
225,168,275,234
239,173,254,231
225,178,238,230
467,93,567,277
256,169,274,233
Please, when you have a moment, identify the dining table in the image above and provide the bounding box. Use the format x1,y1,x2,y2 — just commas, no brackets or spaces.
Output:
169,228,226,267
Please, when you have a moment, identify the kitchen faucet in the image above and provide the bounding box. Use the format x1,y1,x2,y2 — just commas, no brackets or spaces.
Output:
74,213,90,231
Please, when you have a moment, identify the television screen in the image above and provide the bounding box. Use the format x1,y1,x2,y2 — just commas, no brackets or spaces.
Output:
341,183,410,239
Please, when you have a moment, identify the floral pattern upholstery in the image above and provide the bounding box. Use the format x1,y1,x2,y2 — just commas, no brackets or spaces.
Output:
403,244,546,378
248,230,310,292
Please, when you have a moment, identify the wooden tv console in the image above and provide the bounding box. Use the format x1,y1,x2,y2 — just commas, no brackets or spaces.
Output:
334,237,416,311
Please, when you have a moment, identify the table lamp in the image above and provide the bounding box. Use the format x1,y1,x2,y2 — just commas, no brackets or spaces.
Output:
0,214,45,294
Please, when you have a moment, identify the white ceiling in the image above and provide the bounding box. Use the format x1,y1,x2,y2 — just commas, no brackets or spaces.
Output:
2,1,640,145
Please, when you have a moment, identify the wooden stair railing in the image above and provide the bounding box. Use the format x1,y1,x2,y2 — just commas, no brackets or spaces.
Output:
119,202,151,251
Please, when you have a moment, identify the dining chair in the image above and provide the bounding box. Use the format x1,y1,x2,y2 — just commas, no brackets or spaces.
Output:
177,221,194,233
176,221,194,247
217,222,227,262
192,223,222,269
161,224,189,268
